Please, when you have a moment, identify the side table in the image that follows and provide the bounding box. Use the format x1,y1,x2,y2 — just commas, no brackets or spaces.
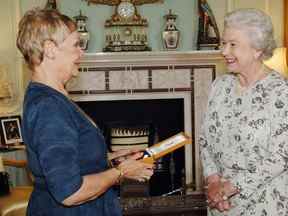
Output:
0,148,30,187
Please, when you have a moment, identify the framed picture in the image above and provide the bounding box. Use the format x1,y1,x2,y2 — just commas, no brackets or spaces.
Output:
0,116,23,146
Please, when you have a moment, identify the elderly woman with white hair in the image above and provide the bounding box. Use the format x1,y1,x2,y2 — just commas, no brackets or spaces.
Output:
200,8,288,216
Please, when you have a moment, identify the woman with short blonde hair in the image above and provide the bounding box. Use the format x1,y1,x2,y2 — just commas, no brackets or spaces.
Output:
17,8,153,216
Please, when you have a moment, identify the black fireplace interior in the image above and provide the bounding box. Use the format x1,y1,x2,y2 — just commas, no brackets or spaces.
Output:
76,98,185,196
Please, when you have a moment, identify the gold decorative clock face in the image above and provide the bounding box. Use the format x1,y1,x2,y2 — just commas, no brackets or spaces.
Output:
117,2,135,18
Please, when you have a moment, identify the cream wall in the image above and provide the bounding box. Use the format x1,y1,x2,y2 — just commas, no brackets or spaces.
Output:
209,0,284,47
0,0,284,115
0,0,23,116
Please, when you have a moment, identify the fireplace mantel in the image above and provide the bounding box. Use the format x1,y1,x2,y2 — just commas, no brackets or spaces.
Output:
80,50,224,67
67,51,226,191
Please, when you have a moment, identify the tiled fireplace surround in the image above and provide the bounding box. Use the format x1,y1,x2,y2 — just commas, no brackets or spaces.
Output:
66,51,224,191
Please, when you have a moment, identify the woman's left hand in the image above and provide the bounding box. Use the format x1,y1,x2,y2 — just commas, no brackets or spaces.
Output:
206,175,239,211
108,148,144,165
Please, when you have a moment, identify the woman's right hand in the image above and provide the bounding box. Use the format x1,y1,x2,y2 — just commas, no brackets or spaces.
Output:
206,174,239,212
117,158,154,182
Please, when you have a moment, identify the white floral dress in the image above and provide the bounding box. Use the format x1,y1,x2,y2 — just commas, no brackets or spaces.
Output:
200,71,288,216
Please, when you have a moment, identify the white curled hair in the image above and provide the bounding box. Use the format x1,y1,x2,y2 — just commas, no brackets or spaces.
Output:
224,8,276,60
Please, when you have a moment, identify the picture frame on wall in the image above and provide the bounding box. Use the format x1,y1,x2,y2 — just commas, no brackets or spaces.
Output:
0,116,23,147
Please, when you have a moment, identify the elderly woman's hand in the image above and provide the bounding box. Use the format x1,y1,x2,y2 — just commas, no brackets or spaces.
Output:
117,158,154,182
206,174,239,212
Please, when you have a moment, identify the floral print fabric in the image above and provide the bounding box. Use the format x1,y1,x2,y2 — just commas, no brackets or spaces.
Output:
200,72,288,216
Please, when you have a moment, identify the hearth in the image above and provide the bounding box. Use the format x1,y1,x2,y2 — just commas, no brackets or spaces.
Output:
120,192,207,216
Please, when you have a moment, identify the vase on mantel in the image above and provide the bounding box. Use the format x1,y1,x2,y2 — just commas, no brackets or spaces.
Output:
74,11,90,51
162,9,180,50
45,0,57,10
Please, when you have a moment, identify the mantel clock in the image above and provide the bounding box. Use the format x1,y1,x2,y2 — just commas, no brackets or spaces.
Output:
84,0,164,52
117,1,136,18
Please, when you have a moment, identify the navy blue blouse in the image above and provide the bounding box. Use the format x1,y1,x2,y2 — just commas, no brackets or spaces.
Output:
22,82,121,216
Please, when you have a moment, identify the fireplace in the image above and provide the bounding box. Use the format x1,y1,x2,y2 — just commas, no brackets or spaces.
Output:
76,98,185,195
67,51,224,191
76,99,184,141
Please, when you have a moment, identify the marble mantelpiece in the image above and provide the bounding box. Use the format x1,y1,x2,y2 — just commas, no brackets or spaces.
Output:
67,51,225,190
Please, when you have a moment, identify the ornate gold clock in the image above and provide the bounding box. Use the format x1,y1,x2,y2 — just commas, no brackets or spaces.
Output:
84,0,163,52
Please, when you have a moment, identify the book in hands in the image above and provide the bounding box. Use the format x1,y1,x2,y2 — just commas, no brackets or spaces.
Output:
141,132,192,164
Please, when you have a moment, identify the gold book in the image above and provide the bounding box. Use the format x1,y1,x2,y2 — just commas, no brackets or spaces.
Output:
142,132,192,164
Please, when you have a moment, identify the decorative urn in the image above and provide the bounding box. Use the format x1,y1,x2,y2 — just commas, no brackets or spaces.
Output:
162,9,180,50
45,0,57,10
74,11,90,51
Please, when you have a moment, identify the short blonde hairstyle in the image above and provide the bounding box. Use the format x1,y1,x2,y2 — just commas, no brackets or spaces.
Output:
16,8,76,70
224,8,276,60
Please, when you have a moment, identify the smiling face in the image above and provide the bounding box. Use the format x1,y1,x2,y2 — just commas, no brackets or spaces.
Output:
221,27,262,75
